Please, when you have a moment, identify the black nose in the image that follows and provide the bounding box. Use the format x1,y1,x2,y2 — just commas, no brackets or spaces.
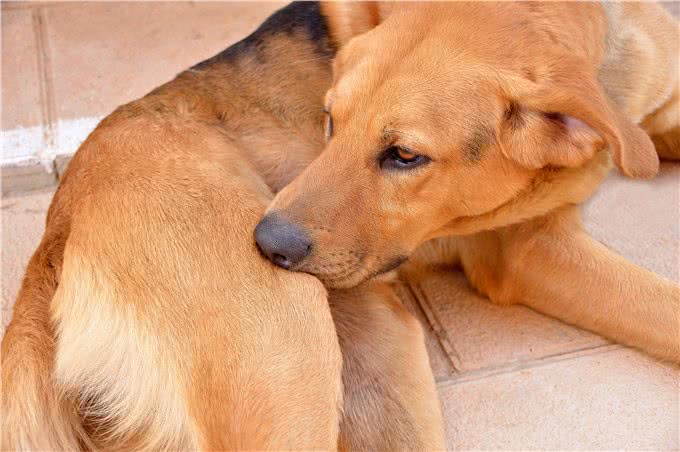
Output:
254,214,312,269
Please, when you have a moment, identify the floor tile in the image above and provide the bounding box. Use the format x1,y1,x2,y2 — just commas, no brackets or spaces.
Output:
583,162,680,282
1,163,56,196
411,271,609,373
438,348,678,450
1,189,54,337
662,1,680,18
1,8,43,130
55,153,72,178
44,2,285,122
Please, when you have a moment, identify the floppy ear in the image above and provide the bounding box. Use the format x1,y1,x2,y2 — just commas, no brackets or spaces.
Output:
320,2,391,47
499,65,659,179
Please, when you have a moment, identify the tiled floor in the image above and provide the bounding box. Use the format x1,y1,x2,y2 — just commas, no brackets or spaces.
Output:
2,2,679,450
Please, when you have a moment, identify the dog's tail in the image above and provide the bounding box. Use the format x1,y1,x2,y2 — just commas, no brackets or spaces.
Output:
1,241,91,450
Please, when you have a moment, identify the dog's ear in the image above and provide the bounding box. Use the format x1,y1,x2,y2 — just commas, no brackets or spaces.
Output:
320,2,391,47
499,64,658,179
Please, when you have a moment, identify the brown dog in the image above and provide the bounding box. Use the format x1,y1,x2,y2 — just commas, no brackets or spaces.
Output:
260,2,680,363
1,3,443,449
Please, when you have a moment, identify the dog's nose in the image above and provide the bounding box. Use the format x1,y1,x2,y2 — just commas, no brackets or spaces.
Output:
255,214,312,269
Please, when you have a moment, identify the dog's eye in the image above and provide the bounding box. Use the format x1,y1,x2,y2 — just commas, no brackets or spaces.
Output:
380,146,430,170
323,108,333,141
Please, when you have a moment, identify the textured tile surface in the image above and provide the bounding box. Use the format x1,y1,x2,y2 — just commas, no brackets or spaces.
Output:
45,2,284,121
1,8,43,129
1,163,57,196
411,271,609,373
583,163,680,282
1,189,54,337
1,6,50,179
438,348,678,450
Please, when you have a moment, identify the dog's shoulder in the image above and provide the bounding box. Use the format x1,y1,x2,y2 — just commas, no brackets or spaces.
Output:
599,2,679,121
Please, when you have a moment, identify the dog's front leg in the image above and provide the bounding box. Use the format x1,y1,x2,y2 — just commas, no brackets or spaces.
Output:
329,281,446,451
458,206,680,363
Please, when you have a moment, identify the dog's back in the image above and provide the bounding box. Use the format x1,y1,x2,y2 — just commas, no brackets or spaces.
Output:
1,3,342,449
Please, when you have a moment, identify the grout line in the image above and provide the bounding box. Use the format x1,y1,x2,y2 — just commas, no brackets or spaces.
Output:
435,343,623,387
397,282,457,377
33,7,58,148
406,282,463,373
32,7,50,144
2,2,67,12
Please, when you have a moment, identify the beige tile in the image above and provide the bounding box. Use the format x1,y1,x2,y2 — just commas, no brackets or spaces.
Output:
2,2,52,11
55,153,72,178
1,163,57,196
45,2,285,121
412,271,609,373
1,8,44,129
583,162,680,282
1,189,54,337
438,348,679,450
661,1,680,18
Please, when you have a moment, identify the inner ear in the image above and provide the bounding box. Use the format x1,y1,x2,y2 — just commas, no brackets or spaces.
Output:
500,104,606,170
320,2,391,47
500,61,658,178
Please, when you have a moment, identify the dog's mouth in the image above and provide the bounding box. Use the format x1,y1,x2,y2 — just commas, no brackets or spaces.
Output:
298,252,408,289
254,212,410,287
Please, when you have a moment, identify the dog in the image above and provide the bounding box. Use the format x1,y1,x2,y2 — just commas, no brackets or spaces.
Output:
1,3,444,450
259,1,680,363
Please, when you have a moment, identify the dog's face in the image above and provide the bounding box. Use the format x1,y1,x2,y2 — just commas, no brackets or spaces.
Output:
256,3,658,288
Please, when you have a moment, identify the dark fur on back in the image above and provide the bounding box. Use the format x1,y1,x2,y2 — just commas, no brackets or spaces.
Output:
193,2,336,69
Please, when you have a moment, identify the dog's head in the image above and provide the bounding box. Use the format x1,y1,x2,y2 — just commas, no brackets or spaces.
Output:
255,2,658,288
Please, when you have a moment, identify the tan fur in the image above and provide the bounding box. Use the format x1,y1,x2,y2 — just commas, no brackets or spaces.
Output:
3,99,345,450
5,2,677,448
601,2,680,161
268,2,680,362
330,282,445,451
1,9,444,449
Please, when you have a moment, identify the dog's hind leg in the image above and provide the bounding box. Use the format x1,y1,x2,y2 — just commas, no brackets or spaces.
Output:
330,281,445,451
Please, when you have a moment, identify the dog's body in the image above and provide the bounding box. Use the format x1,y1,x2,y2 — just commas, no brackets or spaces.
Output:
265,1,680,363
2,1,678,449
2,4,443,449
